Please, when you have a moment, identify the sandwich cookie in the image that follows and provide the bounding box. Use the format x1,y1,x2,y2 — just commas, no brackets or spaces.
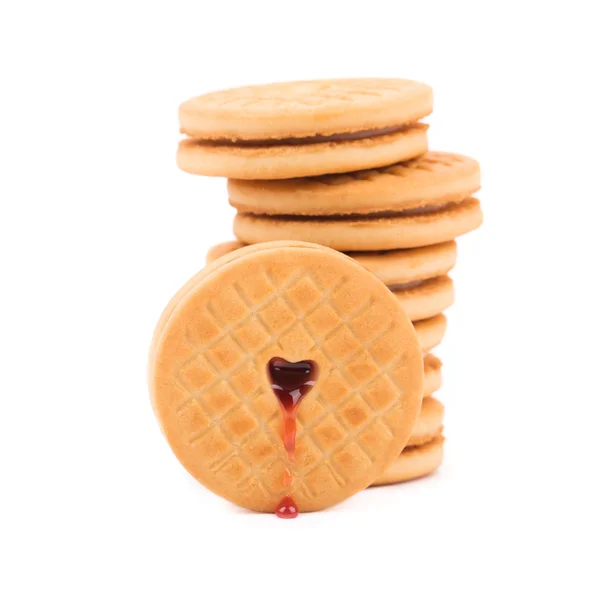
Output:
229,152,480,216
149,241,424,514
234,197,482,251
177,79,432,179
370,436,444,486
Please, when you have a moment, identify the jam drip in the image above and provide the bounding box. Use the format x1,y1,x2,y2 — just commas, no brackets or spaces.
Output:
267,357,319,519
275,496,298,519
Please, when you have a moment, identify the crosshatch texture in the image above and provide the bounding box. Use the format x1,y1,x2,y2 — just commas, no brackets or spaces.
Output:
150,245,423,512
183,79,426,113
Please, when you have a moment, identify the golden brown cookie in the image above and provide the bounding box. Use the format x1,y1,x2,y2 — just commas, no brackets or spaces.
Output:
177,126,428,180
423,354,442,397
370,436,443,486
149,241,424,513
179,79,432,140
228,152,480,215
414,315,447,352
407,396,444,447
233,198,482,250
207,240,457,287
177,79,432,179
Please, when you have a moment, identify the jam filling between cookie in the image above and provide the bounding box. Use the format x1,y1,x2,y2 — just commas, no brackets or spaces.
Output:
267,357,319,519
195,124,416,147
242,200,461,222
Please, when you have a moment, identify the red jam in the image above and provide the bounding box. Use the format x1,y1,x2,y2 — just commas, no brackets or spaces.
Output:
267,357,319,519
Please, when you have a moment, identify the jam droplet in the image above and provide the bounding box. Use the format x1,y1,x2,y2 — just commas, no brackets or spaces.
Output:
275,496,299,519
267,357,319,519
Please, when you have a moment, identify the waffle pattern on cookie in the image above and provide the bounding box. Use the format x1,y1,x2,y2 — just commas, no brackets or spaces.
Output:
151,247,422,512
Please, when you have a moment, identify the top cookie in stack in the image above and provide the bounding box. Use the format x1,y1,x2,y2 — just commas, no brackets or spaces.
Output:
177,79,432,179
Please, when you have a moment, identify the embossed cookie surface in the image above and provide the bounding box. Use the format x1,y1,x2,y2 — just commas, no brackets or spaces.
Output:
149,242,423,512
207,244,451,351
229,152,480,215
179,78,432,140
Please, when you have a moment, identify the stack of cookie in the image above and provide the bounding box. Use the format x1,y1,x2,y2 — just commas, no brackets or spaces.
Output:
177,79,482,486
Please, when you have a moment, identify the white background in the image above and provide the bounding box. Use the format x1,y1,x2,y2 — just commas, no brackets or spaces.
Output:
1,1,599,589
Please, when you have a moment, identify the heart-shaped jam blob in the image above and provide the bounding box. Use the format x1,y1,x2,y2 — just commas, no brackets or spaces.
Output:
267,358,319,409
267,357,318,459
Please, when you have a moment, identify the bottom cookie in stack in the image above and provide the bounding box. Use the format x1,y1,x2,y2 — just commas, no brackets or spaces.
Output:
371,397,444,486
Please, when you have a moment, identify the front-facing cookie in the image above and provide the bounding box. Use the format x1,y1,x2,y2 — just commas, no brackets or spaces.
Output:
149,242,423,513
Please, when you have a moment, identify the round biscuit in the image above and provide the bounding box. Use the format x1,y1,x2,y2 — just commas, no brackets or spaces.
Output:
179,78,432,140
177,126,428,180
233,198,483,250
228,152,480,215
149,242,424,512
